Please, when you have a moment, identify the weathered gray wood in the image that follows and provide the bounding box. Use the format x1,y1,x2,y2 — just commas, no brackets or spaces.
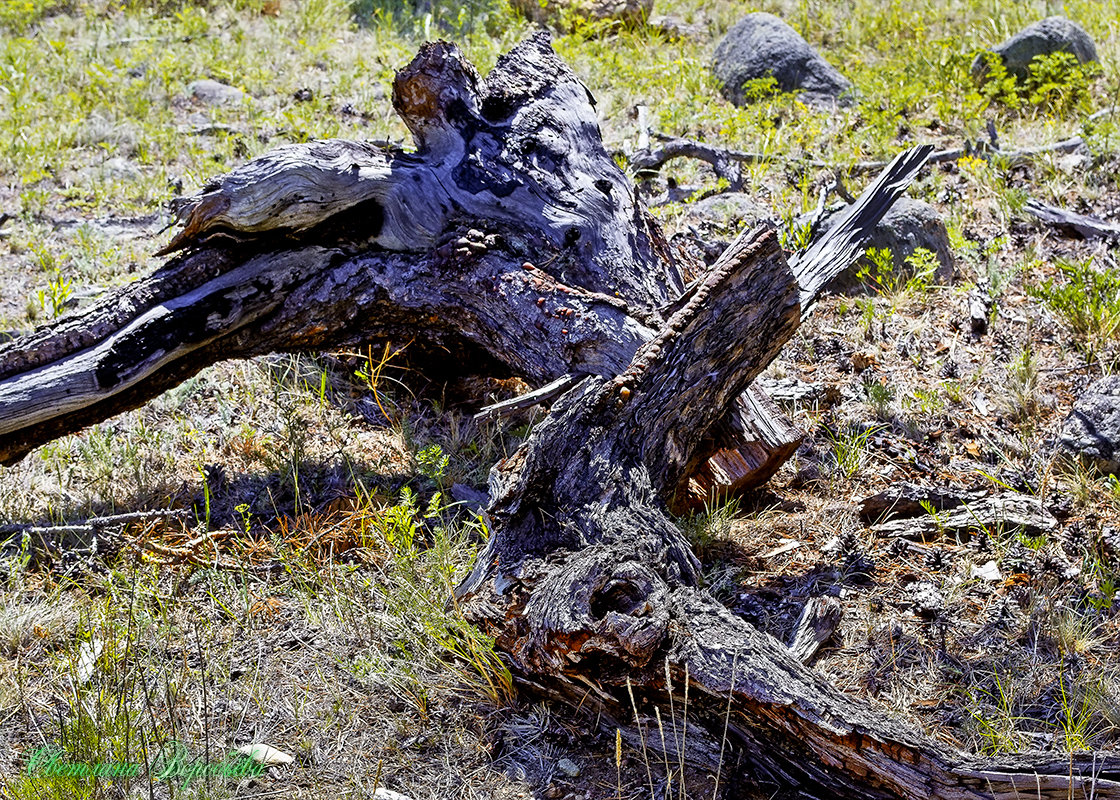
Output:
457,211,1119,798
685,384,804,506
0,34,676,464
632,132,1087,175
859,482,987,524
788,596,843,664
1,34,1094,799
1026,197,1120,241
871,493,1057,541
473,373,589,421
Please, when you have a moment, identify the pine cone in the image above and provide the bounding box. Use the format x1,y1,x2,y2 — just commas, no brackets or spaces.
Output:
924,548,951,572
1061,521,1089,557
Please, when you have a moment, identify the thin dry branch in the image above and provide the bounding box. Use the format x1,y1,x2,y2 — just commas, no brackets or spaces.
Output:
631,131,1090,177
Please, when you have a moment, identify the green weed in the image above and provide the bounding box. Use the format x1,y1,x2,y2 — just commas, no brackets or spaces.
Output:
824,423,882,479
679,495,740,559
856,247,938,304
1028,256,1120,364
999,345,1040,424
1024,51,1102,118
976,49,1101,117
865,380,894,420
966,671,1027,755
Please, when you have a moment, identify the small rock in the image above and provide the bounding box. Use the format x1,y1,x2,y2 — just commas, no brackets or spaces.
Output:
647,13,705,38
1059,376,1120,474
373,790,415,800
971,16,1098,82
235,743,293,766
680,192,774,235
757,376,821,405
293,87,314,102
1055,151,1092,175
713,13,852,107
450,483,488,515
102,157,142,182
970,560,1002,582
188,78,247,106
555,757,581,778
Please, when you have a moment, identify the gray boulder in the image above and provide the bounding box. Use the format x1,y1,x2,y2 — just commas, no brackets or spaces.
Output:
713,13,852,107
672,193,774,269
971,16,1098,82
680,192,773,235
1059,376,1120,474
826,198,954,291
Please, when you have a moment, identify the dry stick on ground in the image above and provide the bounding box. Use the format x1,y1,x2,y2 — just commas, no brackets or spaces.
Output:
0,33,1117,798
1026,197,1120,241
631,131,1090,177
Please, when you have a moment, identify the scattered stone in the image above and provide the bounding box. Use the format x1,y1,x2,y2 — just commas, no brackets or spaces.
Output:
970,560,1002,582
54,213,164,240
101,157,143,182
293,87,314,102
971,16,1098,82
871,493,1056,541
1059,376,1120,474
756,376,822,405
450,483,488,515
826,198,954,292
235,743,293,765
673,193,774,269
647,13,705,38
77,113,139,150
712,13,852,107
554,758,581,778
188,78,247,106
1056,151,1092,175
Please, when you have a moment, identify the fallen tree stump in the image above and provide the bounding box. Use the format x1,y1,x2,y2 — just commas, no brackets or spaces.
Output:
2,32,1118,798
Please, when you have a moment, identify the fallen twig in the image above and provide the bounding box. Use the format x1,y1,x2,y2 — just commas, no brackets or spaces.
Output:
630,132,1090,178
473,373,588,421
0,508,188,539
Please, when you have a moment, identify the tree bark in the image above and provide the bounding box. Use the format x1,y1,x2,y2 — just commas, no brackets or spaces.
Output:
2,32,1115,798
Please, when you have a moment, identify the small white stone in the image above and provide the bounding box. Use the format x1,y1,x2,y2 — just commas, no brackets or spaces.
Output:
235,743,293,766
970,560,1002,582
373,789,415,800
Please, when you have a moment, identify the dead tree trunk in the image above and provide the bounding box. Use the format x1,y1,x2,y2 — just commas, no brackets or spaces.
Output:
1,33,1117,798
